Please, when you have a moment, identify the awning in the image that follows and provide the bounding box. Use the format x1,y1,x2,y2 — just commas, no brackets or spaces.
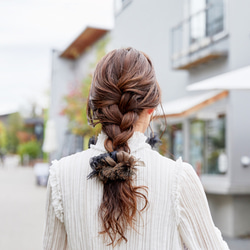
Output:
156,90,228,118
187,65,250,91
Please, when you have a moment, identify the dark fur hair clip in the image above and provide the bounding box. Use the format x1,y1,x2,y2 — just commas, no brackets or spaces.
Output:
146,132,162,149
87,151,142,183
88,136,97,149
87,152,111,180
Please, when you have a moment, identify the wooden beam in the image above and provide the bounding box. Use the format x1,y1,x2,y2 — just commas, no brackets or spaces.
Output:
155,90,229,119
60,27,108,60
175,53,227,70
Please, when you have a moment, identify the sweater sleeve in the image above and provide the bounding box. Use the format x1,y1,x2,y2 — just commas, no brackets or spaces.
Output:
177,162,229,250
43,161,68,250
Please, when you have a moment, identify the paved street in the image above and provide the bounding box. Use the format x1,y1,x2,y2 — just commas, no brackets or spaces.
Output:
1,156,250,250
0,157,47,250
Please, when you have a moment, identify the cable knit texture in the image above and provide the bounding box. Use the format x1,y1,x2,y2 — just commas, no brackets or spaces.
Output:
43,132,229,250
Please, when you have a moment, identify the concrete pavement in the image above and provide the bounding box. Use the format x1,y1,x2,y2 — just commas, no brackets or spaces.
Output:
0,158,46,250
224,236,250,250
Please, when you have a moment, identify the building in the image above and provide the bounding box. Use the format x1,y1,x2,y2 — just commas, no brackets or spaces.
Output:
47,0,250,238
110,0,250,238
47,26,112,160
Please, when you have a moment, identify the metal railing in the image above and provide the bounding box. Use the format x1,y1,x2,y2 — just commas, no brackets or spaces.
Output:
171,3,226,63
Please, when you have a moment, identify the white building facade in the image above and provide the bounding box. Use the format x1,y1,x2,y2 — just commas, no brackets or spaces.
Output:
110,0,250,237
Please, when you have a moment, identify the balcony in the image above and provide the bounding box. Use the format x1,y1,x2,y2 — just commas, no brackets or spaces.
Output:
171,3,229,70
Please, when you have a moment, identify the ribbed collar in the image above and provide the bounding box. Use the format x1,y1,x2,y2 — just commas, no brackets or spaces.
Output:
90,131,151,153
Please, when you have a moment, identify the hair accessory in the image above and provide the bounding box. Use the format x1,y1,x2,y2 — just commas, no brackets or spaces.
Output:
109,150,117,162
146,132,162,149
88,136,97,148
87,151,143,183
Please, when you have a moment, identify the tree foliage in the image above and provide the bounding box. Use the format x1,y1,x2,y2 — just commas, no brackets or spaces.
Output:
6,112,24,153
0,121,7,149
18,140,41,162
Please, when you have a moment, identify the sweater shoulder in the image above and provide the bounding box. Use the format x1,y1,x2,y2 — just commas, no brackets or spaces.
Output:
143,147,179,170
57,148,93,164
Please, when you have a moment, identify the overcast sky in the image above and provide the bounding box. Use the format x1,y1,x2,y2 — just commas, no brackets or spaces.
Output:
0,0,113,115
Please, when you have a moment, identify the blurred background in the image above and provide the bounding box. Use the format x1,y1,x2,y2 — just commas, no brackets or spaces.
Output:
0,0,250,249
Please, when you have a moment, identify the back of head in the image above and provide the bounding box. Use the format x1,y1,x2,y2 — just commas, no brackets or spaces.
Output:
87,47,161,246
88,47,161,152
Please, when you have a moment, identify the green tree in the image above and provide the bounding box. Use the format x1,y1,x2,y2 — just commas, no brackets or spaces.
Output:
18,140,41,164
0,121,7,149
6,112,24,153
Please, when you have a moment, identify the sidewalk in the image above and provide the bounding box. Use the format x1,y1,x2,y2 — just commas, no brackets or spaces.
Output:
224,236,250,250
0,157,46,250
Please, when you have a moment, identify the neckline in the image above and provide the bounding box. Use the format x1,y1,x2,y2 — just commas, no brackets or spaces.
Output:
90,131,151,153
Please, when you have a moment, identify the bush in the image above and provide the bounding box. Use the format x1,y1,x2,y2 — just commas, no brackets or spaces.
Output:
0,121,7,149
18,140,41,163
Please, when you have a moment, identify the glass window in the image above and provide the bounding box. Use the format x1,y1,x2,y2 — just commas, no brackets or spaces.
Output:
189,0,207,44
189,116,226,175
189,0,224,44
157,123,183,160
206,0,224,36
204,115,226,174
190,120,205,175
171,124,184,160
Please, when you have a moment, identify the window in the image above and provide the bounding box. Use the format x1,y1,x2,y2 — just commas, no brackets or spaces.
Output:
170,124,184,160
157,123,183,160
189,0,224,44
189,115,226,175
189,0,207,44
204,115,226,174
171,0,227,69
190,120,205,175
206,0,224,37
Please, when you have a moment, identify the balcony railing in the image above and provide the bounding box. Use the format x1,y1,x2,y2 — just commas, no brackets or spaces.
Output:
115,0,133,16
171,3,228,70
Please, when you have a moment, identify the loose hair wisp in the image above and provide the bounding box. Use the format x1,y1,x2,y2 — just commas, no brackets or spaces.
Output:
87,48,161,246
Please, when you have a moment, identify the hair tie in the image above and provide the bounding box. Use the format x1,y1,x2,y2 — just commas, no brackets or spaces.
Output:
87,151,142,183
109,151,117,162
146,132,162,149
88,136,97,148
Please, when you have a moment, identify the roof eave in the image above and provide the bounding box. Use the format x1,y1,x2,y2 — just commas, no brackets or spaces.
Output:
60,26,109,60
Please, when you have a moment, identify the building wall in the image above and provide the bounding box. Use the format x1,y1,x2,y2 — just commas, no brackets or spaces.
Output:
229,0,250,70
187,0,250,83
49,41,104,160
187,0,250,236
207,194,250,237
227,91,250,188
110,0,189,103
49,50,75,160
207,194,234,236
233,195,250,236
188,0,250,190
109,0,250,237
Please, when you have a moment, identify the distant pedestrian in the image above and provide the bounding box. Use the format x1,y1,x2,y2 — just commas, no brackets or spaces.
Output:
43,48,229,249
0,148,5,167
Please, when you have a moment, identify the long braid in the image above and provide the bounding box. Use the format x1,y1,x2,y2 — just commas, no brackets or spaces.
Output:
87,48,161,246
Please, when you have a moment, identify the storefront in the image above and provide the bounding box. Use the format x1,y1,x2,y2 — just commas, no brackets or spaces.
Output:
156,90,228,175
156,66,250,237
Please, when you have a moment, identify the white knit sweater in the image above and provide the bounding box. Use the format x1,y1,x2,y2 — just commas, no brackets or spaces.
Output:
43,132,229,250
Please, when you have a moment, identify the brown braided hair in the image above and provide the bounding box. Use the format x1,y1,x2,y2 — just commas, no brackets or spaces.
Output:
87,47,161,246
